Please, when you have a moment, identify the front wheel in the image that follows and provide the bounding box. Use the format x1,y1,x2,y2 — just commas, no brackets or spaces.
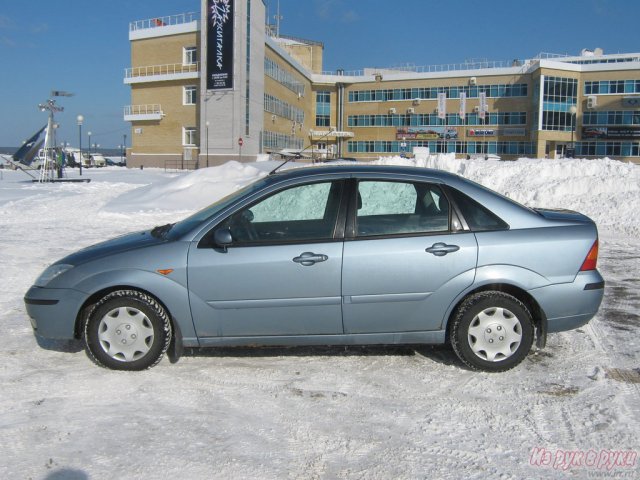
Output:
450,292,534,372
84,290,172,370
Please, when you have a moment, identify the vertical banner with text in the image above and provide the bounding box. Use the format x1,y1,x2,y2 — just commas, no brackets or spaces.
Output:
437,92,447,120
207,0,234,90
459,92,466,120
479,92,487,120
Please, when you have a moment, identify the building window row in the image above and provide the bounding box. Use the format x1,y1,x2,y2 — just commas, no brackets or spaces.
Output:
576,142,640,157
348,83,528,103
348,112,527,127
542,76,577,131
584,79,640,95
316,91,331,127
183,127,197,146
183,46,197,65
264,93,305,123
264,57,306,96
542,111,575,131
263,130,304,150
347,140,535,155
184,85,197,105
543,76,578,103
567,56,640,66
583,110,640,126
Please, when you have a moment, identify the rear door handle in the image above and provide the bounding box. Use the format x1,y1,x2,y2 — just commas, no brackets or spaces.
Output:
425,242,460,256
293,252,328,266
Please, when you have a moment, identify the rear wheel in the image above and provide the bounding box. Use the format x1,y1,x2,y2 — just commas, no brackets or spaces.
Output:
450,291,534,372
84,290,171,370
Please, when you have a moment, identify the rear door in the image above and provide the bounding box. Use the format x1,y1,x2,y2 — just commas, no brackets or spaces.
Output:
342,179,477,333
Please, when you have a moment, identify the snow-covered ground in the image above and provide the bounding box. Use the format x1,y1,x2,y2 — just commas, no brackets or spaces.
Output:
1,156,638,479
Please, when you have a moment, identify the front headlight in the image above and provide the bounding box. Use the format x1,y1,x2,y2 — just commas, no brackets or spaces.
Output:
34,264,74,287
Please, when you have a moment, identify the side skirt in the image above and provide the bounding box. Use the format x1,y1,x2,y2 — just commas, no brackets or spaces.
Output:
193,330,446,348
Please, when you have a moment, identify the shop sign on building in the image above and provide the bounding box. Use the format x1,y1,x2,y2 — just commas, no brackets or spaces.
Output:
622,96,640,108
582,126,640,139
396,127,457,140
467,128,526,137
503,128,526,136
207,0,234,90
468,128,495,137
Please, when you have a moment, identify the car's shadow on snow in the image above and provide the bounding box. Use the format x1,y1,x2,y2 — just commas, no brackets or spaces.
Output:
182,344,465,369
34,334,84,353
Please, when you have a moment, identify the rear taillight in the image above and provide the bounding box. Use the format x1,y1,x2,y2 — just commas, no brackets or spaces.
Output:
580,239,599,271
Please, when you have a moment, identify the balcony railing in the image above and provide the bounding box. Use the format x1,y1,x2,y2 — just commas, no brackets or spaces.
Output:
125,62,199,80
124,104,163,121
129,12,199,32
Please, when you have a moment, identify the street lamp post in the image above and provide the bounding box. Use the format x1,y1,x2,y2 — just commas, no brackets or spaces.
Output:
123,134,127,166
569,105,577,158
77,115,84,176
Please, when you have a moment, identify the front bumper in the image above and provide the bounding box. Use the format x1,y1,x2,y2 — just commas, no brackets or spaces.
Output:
529,270,605,333
24,286,88,339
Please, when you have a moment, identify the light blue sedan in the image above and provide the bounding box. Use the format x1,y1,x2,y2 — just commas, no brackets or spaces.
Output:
24,165,604,371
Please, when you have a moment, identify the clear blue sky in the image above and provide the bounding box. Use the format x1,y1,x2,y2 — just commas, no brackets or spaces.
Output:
1,0,638,148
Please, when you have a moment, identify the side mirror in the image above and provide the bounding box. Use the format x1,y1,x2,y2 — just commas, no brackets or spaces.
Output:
213,228,233,251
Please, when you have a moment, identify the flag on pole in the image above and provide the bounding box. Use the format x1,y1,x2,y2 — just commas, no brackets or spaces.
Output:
437,92,447,120
479,92,487,120
459,92,466,120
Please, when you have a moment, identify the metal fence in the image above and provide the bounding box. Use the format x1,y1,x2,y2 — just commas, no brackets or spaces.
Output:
129,12,198,31
164,159,197,172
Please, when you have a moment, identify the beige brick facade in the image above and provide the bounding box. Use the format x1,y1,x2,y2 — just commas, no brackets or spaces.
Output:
126,8,640,165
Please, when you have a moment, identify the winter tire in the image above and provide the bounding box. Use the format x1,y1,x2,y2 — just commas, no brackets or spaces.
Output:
450,291,534,372
84,290,171,370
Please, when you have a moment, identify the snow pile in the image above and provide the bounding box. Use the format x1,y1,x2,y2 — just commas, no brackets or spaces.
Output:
104,161,269,213
376,154,640,238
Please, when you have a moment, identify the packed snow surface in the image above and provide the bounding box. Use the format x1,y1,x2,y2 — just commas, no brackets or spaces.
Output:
1,156,638,479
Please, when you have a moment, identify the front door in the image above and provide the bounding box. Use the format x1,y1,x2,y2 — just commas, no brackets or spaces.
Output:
342,179,477,333
188,180,346,338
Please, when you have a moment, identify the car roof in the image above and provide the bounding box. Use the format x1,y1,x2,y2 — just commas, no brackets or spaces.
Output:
270,163,461,182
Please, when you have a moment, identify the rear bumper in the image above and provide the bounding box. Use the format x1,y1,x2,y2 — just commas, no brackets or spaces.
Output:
529,270,605,333
24,286,88,339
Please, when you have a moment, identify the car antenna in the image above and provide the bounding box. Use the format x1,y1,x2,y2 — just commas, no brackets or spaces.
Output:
269,128,336,175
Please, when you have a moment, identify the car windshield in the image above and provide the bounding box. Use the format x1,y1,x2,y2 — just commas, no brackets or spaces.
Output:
165,177,271,240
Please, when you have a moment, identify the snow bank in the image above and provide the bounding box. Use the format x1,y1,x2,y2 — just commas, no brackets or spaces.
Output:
104,161,269,213
384,154,640,238
102,155,640,238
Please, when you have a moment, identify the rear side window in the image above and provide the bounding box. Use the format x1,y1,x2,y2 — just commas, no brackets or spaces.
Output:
447,188,509,231
356,181,449,236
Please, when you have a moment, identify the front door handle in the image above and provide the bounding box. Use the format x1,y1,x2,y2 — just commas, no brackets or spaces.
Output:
293,252,328,266
425,242,460,256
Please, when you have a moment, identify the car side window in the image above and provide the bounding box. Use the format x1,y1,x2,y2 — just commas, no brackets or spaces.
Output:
447,187,509,231
356,181,449,237
220,181,343,244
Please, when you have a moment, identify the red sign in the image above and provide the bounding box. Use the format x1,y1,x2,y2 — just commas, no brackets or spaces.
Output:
238,137,244,146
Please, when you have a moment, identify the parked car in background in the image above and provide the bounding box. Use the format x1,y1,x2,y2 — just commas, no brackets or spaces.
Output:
90,153,106,167
105,157,126,167
81,153,106,168
25,165,604,371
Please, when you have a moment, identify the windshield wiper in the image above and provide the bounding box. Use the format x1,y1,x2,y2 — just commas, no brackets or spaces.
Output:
150,223,174,239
